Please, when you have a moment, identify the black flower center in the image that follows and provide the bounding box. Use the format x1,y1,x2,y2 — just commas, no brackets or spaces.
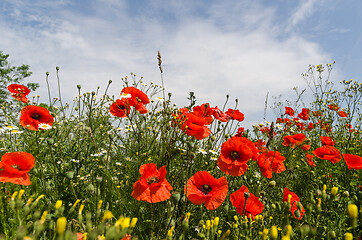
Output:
32,113,40,120
118,105,126,110
230,151,239,160
200,184,212,195
147,176,159,185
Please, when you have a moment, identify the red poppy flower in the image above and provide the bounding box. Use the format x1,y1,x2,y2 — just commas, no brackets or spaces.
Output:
313,146,341,163
121,234,131,240
282,133,307,149
0,152,35,185
181,112,211,140
320,136,335,146
193,103,214,124
284,107,295,117
225,109,245,122
328,104,339,111
283,188,305,220
230,185,264,220
8,84,30,103
121,87,149,114
131,163,173,203
185,171,228,210
338,110,347,118
343,154,362,170
257,151,286,178
211,107,229,122
297,108,310,120
217,136,258,176
235,127,244,137
109,98,131,117
254,139,267,152
77,233,83,240
172,108,211,140
19,105,54,131
305,153,316,167
300,144,310,151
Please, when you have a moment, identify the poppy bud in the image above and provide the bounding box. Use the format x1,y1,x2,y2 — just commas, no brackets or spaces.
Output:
171,192,181,203
223,204,229,212
293,209,301,219
56,66,60,71
108,80,112,84
86,184,95,193
342,191,349,197
269,180,276,187
297,202,303,211
77,85,81,89
300,225,310,236
46,72,49,76
244,192,250,199
328,231,336,239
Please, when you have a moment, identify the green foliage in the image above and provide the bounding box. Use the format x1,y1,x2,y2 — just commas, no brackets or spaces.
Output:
0,51,38,104
0,63,361,239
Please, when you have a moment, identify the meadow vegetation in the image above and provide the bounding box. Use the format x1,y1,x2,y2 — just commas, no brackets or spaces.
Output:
0,51,361,239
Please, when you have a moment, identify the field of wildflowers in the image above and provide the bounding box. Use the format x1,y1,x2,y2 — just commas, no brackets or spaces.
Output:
0,53,361,239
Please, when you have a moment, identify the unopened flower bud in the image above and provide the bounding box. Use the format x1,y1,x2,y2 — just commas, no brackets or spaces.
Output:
269,180,276,187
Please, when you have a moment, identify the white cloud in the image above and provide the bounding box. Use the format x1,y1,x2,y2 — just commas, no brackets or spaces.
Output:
0,0,331,128
287,0,320,30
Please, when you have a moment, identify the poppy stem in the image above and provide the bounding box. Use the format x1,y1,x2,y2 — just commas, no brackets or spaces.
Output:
241,193,249,218
56,67,65,118
45,72,52,107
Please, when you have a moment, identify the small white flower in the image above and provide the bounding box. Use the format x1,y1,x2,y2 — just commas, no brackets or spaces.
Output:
3,125,18,130
209,150,218,155
154,97,164,102
10,130,23,134
198,148,207,155
120,93,131,99
115,162,122,166
70,159,80,163
38,123,52,130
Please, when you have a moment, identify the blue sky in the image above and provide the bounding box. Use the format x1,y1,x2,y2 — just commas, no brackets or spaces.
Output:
1,0,361,127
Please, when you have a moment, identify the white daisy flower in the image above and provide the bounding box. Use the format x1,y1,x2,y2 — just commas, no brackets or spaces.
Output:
154,97,164,102
10,130,23,134
120,93,131,99
4,125,18,130
209,149,218,155
198,148,207,155
38,123,52,130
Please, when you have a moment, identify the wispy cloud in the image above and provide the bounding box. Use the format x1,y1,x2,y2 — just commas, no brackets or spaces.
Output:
287,0,320,31
0,0,331,127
